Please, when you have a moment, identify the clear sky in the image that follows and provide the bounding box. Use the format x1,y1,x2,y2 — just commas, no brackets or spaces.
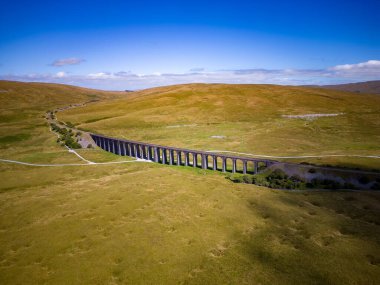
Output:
0,0,379,90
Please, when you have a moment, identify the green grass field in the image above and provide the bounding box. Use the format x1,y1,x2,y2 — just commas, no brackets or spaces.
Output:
0,81,379,284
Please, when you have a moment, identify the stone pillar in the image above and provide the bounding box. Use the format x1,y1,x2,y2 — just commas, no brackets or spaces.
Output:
222,158,227,172
243,160,247,174
201,154,207,169
148,147,152,160
99,137,103,149
125,143,129,156
162,149,167,164
105,139,109,152
116,140,121,155
169,149,173,165
109,139,112,153
139,145,143,158
112,140,116,154
185,152,189,166
120,142,125,156
212,156,217,170
177,151,181,165
193,153,197,167
154,147,159,162
106,138,109,151
104,138,110,151
134,144,139,158
128,143,132,156
116,140,120,154
232,159,237,173
254,161,258,173
142,145,147,159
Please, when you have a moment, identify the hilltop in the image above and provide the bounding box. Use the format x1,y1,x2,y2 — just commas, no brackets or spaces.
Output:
0,80,126,111
307,80,380,95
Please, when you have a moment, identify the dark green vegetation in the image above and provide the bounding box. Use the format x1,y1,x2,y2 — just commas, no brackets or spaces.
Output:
228,169,307,190
50,123,82,149
0,81,379,284
228,169,380,190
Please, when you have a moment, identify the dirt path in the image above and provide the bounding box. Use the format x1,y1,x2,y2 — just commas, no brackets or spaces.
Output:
0,158,152,167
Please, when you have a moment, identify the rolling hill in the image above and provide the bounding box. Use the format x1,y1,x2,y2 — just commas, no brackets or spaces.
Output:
307,80,380,94
0,81,379,284
0,80,126,163
59,83,380,170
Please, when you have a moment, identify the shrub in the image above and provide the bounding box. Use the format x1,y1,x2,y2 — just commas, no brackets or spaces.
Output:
358,176,370,184
343,182,357,190
66,121,75,128
268,169,287,180
308,168,316,174
371,183,380,190
87,144,92,148
242,175,254,184
290,175,305,183
230,175,244,183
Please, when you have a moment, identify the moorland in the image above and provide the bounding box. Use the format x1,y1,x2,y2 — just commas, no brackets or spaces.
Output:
0,80,379,284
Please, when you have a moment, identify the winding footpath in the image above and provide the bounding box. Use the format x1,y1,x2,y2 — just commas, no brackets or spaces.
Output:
0,158,151,167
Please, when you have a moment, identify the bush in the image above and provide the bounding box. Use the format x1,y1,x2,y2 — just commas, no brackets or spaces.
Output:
242,175,255,184
66,121,75,128
268,169,287,180
344,182,357,190
87,144,92,149
229,175,244,183
371,183,380,190
290,175,305,183
358,176,370,184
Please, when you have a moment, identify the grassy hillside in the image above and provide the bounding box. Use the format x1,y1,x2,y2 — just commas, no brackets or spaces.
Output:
60,83,380,170
0,80,125,163
1,82,379,284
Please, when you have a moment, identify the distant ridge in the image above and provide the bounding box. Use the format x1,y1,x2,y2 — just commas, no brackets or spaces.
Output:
306,80,380,95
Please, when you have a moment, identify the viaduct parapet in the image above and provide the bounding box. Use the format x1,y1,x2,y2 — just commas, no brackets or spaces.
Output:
90,133,278,174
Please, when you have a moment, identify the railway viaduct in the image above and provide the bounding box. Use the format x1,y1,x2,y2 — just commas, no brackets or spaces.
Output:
90,134,278,174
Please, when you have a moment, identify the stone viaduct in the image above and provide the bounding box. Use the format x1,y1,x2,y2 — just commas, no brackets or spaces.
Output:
90,133,278,174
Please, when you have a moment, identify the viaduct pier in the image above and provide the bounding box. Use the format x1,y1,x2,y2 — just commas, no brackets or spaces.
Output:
90,133,278,174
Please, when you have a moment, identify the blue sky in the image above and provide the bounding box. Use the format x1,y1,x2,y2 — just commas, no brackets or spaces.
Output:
0,0,379,90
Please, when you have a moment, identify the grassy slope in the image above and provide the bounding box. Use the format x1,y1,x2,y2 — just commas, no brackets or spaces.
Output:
0,82,379,284
1,162,380,284
59,83,380,170
0,80,125,163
